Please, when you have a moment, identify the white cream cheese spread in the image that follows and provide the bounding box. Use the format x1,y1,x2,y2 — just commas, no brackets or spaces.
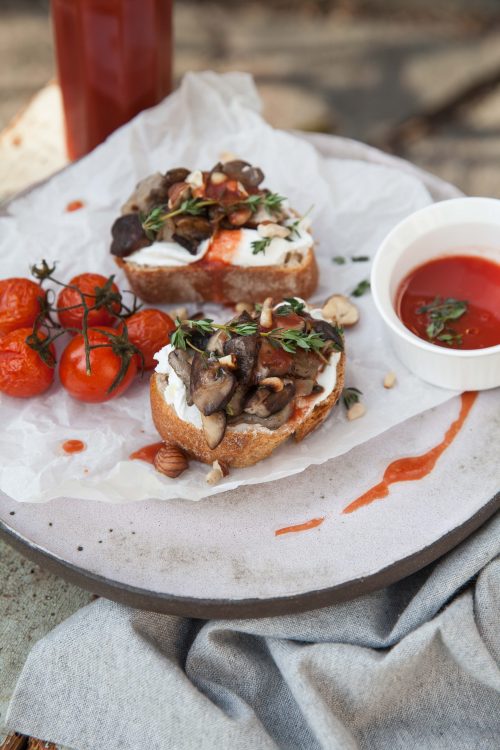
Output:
126,218,312,269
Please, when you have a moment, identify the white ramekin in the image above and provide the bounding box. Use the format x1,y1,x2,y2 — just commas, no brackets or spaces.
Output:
371,197,500,390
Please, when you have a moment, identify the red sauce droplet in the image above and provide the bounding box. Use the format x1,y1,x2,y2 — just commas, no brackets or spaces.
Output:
66,200,85,212
275,516,325,536
129,441,164,464
62,439,86,454
396,255,500,349
343,392,477,514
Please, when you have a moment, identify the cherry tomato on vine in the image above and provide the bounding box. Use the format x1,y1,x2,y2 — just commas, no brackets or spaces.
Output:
0,278,45,336
57,273,121,332
121,309,176,369
0,327,55,398
59,327,138,403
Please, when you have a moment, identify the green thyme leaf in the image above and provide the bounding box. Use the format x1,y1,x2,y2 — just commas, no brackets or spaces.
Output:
416,297,468,345
263,192,286,215
351,255,370,262
342,386,362,410
251,237,272,255
352,279,370,297
332,256,346,265
275,297,306,316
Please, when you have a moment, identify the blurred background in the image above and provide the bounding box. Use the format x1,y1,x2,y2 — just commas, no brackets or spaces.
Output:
2,0,500,198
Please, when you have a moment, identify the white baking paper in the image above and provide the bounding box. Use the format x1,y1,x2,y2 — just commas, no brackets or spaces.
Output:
0,71,457,503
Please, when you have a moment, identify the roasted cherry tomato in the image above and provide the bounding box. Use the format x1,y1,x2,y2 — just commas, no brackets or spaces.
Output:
0,278,45,336
0,327,55,398
57,273,121,332
59,327,137,402
121,309,176,369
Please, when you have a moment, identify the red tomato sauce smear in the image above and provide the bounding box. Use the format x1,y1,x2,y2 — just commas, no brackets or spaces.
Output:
396,255,500,350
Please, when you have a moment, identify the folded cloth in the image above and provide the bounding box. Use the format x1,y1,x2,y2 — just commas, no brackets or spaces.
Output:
6,511,500,750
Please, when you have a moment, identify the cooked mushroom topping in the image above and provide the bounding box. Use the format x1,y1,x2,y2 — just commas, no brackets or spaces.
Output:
288,349,321,380
110,214,152,258
322,295,359,327
201,412,227,449
166,301,345,449
223,335,260,384
244,382,295,418
168,182,191,210
190,353,236,416
120,173,169,215
172,216,212,255
206,329,230,356
221,160,264,188
228,402,293,430
168,349,193,403
311,319,345,352
164,168,190,189
225,383,247,418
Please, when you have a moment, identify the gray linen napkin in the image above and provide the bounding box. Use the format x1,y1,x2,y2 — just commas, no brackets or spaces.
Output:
6,511,500,750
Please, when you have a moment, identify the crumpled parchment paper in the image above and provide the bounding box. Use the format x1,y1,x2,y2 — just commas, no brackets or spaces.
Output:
0,72,456,502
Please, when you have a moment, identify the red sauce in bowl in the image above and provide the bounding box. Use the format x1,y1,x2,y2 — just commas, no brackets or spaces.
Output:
396,255,500,349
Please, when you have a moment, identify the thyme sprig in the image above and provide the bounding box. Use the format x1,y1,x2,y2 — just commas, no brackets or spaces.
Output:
342,387,362,410
352,279,371,297
141,198,218,239
27,260,143,392
416,297,468,344
251,237,272,255
171,316,342,356
275,298,306,315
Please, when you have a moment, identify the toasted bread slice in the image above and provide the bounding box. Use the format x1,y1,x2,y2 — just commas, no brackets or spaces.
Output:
150,352,345,468
115,247,318,305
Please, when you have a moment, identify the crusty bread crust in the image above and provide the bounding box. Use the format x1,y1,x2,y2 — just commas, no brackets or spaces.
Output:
150,352,345,468
116,247,318,304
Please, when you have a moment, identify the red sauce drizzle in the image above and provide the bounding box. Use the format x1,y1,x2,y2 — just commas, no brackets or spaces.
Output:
62,439,86,454
343,392,477,514
275,516,325,536
396,255,500,349
129,441,164,464
66,200,85,212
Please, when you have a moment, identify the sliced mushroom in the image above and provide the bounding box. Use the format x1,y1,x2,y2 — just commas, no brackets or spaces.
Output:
120,173,169,215
221,160,264,188
110,214,152,258
190,353,236,416
288,349,321,380
228,402,293,430
168,181,191,210
322,294,359,327
294,378,315,396
206,329,230,356
164,168,190,190
225,383,247,418
201,412,226,449
311,319,344,352
244,382,295,418
168,349,193,404
173,216,213,255
223,329,260,384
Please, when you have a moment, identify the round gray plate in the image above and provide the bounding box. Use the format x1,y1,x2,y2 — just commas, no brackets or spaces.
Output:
0,135,498,618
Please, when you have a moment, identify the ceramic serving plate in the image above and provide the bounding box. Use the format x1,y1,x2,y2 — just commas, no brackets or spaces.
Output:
0,135,498,617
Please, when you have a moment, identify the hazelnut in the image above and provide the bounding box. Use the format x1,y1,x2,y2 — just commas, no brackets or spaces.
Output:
168,182,191,210
322,295,359,327
219,151,238,164
259,297,274,329
228,207,253,226
383,371,397,389
257,222,290,239
154,444,188,478
206,459,229,486
347,402,366,421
